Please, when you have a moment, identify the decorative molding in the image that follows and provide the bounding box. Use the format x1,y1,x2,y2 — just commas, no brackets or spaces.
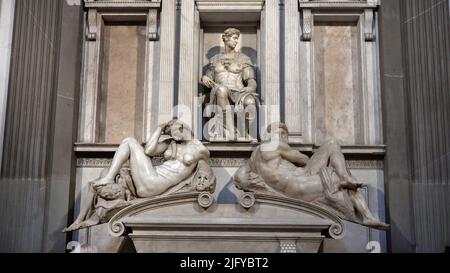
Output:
298,0,379,42
84,0,162,9
76,157,246,168
364,9,374,41
195,0,264,12
77,157,383,169
147,9,158,41
280,240,297,253
197,192,214,208
298,0,379,10
301,9,312,41
77,158,114,168
210,158,247,167
86,9,98,41
239,192,256,209
74,143,386,156
84,1,161,41
346,160,383,169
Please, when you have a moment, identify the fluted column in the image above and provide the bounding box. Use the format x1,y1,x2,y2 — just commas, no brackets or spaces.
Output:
177,0,196,128
400,0,450,253
0,0,63,252
0,0,16,168
284,0,303,143
261,0,281,132
158,0,177,125
379,0,450,253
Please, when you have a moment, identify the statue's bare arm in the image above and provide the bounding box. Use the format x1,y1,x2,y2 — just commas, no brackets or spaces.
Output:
243,66,257,93
201,65,216,89
278,143,309,167
144,126,170,157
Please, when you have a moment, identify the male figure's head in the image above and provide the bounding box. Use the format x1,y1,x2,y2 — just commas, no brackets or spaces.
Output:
222,28,240,51
266,122,289,143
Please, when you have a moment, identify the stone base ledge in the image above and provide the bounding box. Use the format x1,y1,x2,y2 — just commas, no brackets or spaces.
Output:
74,142,386,155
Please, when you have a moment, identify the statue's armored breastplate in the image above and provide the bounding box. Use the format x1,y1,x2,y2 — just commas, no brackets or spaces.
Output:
211,54,247,91
214,70,244,91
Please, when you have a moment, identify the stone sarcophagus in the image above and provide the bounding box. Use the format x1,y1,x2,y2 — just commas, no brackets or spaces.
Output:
107,192,345,253
66,120,388,253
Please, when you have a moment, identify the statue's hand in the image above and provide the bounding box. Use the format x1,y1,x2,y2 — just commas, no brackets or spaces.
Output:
157,122,169,134
241,86,257,94
201,76,216,89
158,122,168,129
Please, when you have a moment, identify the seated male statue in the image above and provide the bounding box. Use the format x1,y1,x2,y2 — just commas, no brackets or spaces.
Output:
201,28,259,141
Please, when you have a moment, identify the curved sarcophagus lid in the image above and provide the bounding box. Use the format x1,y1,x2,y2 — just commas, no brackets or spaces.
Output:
108,192,215,237
248,193,345,240
108,191,345,245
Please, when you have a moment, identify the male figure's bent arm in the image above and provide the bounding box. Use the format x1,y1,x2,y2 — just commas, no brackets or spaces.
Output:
278,143,309,167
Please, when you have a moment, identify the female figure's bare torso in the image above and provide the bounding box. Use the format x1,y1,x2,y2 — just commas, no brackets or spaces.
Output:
131,138,209,198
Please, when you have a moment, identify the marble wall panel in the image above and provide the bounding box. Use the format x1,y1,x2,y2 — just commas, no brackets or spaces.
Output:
99,24,146,143
313,23,361,145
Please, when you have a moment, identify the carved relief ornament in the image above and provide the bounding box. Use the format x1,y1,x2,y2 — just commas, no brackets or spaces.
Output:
298,0,379,42
83,0,161,41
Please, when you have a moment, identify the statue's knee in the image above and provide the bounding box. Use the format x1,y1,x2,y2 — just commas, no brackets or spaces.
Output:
122,137,132,144
216,86,229,98
122,137,138,145
244,96,256,108
324,138,339,147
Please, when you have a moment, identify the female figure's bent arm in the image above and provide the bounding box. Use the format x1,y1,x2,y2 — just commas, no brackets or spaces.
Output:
145,126,170,156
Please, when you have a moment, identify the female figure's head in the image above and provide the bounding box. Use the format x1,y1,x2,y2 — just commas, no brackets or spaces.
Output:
163,119,193,142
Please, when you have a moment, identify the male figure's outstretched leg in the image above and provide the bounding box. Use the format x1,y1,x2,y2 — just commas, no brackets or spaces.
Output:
348,190,390,230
